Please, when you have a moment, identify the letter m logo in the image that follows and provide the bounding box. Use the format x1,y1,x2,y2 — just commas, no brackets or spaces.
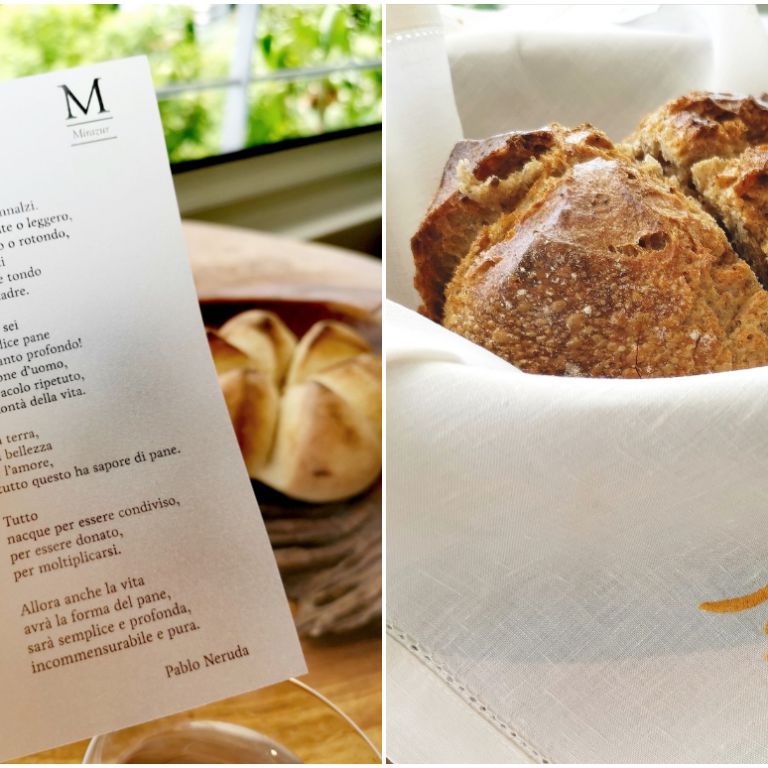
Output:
58,78,108,120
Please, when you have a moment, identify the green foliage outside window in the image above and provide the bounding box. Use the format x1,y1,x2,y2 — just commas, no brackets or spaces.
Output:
249,5,382,145
0,4,382,163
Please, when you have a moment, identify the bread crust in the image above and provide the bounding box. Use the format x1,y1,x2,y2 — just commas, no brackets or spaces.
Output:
412,124,617,322
413,96,768,378
626,91,768,185
210,312,382,501
443,156,768,377
626,91,768,291
692,145,768,286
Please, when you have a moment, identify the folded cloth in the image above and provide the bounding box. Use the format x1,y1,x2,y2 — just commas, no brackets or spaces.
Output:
387,638,531,764
386,5,768,761
388,299,768,762
445,5,768,141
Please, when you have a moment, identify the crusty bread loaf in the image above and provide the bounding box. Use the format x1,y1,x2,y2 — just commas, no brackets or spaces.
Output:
626,92,768,287
209,311,382,502
412,124,620,322
413,108,768,378
626,92,768,186
444,155,768,377
692,146,768,287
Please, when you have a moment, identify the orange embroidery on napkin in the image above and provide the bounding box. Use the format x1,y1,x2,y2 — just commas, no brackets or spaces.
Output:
699,583,768,613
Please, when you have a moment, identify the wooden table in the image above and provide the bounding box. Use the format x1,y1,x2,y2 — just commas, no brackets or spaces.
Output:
9,222,382,764
12,632,382,764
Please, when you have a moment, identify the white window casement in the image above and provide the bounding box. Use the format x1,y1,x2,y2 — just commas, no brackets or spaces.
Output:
158,4,382,254
172,126,382,254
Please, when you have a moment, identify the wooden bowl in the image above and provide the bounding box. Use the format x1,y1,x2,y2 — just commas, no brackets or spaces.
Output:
185,221,382,639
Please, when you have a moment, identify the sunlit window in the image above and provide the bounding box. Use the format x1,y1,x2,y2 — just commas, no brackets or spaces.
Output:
0,4,383,164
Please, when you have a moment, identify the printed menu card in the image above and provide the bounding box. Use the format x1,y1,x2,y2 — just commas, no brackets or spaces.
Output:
0,57,305,761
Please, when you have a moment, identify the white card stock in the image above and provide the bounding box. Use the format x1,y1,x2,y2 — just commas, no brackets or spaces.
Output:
0,57,304,761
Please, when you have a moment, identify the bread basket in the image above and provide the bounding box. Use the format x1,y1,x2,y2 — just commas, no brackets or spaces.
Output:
386,6,768,762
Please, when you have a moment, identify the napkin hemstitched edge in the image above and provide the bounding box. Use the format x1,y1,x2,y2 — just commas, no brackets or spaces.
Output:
387,27,444,45
387,621,553,764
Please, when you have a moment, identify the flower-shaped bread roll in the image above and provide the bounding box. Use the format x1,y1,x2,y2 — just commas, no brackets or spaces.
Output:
209,310,381,503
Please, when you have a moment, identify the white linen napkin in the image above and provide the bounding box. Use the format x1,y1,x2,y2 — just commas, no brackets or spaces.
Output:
386,4,768,762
